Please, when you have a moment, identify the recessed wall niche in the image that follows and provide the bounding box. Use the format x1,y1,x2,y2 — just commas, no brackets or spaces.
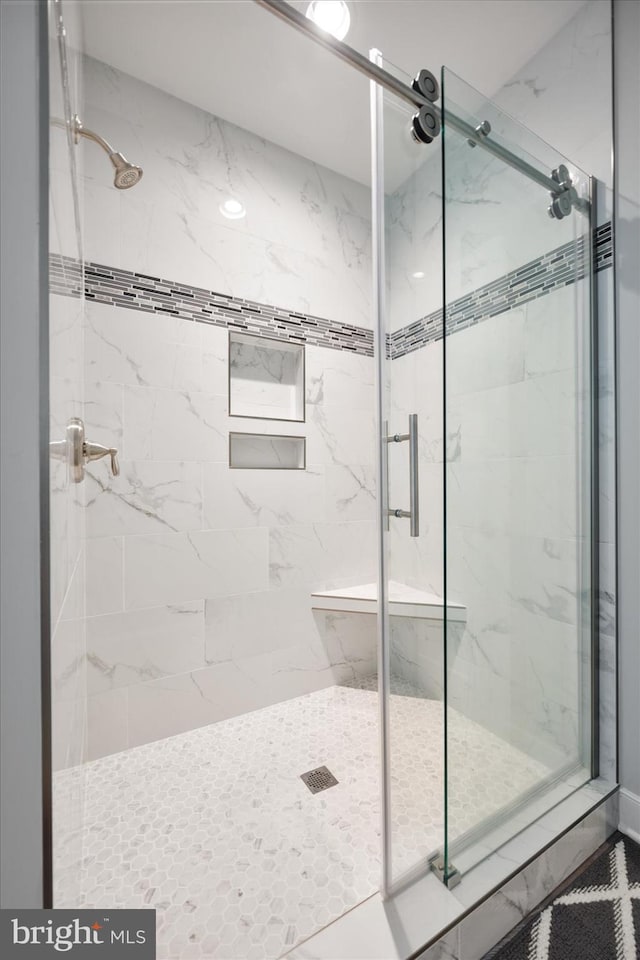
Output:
229,433,306,470
229,331,305,422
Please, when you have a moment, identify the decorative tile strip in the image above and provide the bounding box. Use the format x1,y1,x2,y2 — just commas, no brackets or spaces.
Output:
49,254,374,357
390,221,613,358
49,221,612,361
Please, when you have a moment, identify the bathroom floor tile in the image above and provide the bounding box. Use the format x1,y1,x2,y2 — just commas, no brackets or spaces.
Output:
53,683,548,959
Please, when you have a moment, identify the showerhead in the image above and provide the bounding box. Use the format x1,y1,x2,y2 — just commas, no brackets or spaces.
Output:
64,116,144,190
110,151,144,190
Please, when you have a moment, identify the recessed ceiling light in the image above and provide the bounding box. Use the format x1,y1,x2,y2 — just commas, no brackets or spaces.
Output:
411,270,426,280
219,198,246,220
306,1,351,41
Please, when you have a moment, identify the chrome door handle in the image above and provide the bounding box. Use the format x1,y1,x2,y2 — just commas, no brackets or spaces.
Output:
385,414,419,537
408,413,419,537
49,417,119,483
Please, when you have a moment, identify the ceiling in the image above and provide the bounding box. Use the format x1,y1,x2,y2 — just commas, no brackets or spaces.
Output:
80,0,586,188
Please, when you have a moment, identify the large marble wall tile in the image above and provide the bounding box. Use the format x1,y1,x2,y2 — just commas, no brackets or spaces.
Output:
125,631,365,749
314,611,378,681
523,285,581,378
87,688,128,761
86,536,124,617
85,300,203,392
200,323,229,398
227,640,358,706
508,534,581,627
124,529,269,609
203,462,325,529
390,619,444,700
307,403,376,467
492,0,612,187
86,601,205,693
387,185,443,332
83,57,373,329
51,545,88,776
268,522,376,590
205,588,316,664
52,615,87,705
446,310,525,396
52,698,87,772
305,347,375,411
387,523,444,598
123,385,227,462
447,457,578,541
324,463,376,523
116,200,372,329
204,589,377,687
86,460,202,537
83,378,124,451
458,369,578,465
126,661,271,747
49,292,84,405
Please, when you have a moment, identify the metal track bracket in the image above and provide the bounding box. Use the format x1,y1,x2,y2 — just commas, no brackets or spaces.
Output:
429,853,462,889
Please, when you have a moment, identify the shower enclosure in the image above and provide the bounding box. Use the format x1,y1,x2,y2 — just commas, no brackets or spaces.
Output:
373,54,595,892
47,1,607,957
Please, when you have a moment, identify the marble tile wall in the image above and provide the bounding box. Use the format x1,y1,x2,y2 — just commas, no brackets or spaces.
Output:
386,0,614,786
494,0,617,789
80,302,378,757
388,285,590,775
74,2,614,775
81,56,372,330
77,57,378,758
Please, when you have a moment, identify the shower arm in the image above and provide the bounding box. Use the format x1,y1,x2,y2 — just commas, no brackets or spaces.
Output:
254,0,589,218
51,114,116,157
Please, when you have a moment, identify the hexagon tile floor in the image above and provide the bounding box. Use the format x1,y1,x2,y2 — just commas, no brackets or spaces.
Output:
53,681,550,960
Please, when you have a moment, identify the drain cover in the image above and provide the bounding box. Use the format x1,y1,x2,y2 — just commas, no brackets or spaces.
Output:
300,765,339,795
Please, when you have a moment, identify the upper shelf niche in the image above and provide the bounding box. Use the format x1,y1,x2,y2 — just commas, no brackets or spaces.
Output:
229,331,305,422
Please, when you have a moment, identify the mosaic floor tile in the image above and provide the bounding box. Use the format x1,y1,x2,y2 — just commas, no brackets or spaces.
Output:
54,682,549,959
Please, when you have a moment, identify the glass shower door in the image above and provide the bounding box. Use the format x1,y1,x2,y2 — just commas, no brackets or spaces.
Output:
371,52,447,891
441,67,595,880
372,55,595,892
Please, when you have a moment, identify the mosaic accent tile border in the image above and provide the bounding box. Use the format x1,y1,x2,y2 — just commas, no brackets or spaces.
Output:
390,220,613,358
48,254,374,357
49,221,612,360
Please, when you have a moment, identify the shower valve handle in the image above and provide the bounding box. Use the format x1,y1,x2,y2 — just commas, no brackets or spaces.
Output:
84,441,120,477
49,418,119,483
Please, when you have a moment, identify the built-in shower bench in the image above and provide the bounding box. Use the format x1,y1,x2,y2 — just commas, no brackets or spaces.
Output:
311,581,466,621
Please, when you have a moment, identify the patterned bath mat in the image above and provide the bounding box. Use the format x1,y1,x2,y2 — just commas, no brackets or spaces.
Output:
484,833,640,960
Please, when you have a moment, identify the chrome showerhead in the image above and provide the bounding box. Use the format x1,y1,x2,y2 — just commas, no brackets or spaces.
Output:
109,152,144,190
60,115,143,190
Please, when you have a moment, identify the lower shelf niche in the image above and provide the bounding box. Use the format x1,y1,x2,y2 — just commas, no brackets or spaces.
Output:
229,432,306,470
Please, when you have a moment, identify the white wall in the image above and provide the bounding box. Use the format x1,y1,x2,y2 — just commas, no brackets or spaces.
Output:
69,57,379,758
0,0,48,909
614,0,640,842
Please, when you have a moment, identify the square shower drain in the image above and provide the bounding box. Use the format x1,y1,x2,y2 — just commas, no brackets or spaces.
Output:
300,765,339,794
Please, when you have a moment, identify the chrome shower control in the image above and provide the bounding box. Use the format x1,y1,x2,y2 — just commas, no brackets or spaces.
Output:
49,417,119,483
84,440,120,477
